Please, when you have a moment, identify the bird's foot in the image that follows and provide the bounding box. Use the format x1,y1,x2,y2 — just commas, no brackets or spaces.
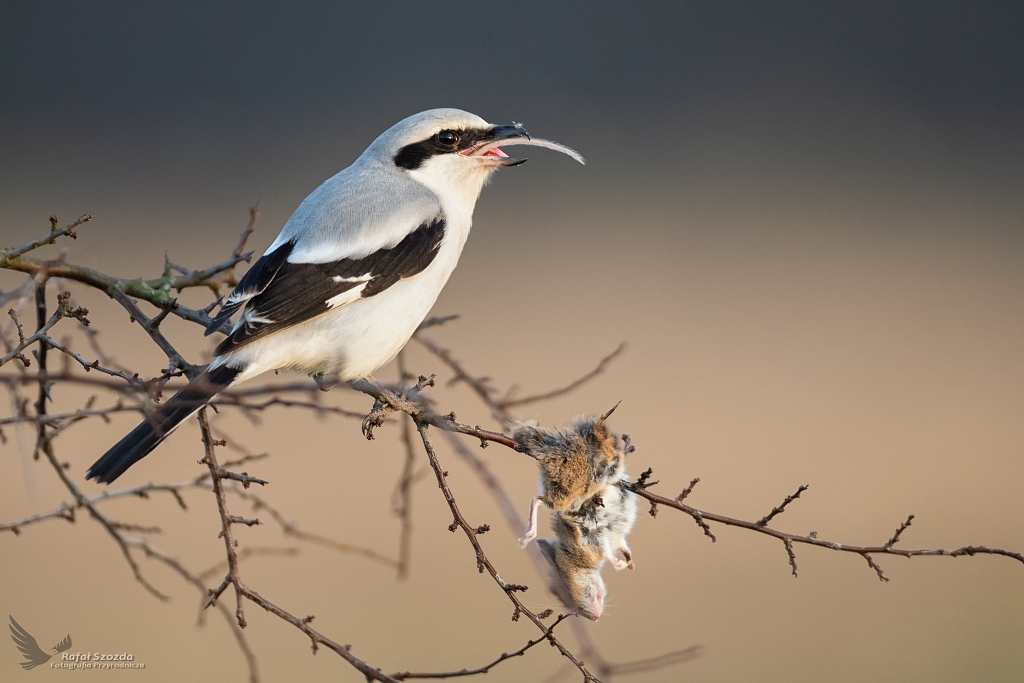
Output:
352,375,435,440
361,408,387,440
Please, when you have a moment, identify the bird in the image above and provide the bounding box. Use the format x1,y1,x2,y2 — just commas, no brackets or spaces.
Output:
9,616,72,670
85,108,583,484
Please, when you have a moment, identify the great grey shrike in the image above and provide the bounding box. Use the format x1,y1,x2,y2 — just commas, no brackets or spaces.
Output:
87,108,583,483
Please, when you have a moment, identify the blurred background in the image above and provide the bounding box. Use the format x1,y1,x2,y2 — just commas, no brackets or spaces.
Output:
2,2,1022,681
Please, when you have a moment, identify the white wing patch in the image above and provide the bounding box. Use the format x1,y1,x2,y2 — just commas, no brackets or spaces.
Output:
232,308,276,333
326,281,369,309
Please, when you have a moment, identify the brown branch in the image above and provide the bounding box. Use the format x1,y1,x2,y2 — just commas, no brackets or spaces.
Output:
198,408,249,626
233,205,259,259
413,334,505,423
413,421,600,682
676,477,700,501
350,377,518,449
213,395,365,421
885,514,914,548
755,484,809,527
622,480,1024,578
167,250,254,292
110,289,193,374
498,343,626,410
393,612,574,679
1,212,260,337
0,501,76,534
3,309,31,367
391,350,420,579
2,472,399,575
0,400,137,428
233,585,399,682
428,349,704,682
39,335,146,387
2,258,228,332
1,291,89,368
122,537,260,683
33,401,170,599
5,207,1018,683
162,206,256,296
226,484,399,569
197,546,301,583
0,213,92,261
2,363,259,681
602,645,703,677
194,415,399,679
415,314,460,332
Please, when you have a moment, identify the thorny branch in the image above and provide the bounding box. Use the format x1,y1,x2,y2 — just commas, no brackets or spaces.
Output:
412,421,601,683
1,290,90,368
0,212,651,682
0,214,92,261
392,612,575,680
3,209,1022,683
620,476,1024,582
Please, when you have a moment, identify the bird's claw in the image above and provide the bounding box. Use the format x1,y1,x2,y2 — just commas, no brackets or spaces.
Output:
361,412,385,440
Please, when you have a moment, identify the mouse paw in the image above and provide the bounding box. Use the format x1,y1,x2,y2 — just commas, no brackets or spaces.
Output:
518,532,536,548
609,556,629,571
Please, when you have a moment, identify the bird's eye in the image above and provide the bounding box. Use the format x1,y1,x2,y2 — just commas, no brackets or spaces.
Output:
435,130,460,146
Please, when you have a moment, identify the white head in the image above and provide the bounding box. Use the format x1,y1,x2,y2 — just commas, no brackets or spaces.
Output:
359,108,584,209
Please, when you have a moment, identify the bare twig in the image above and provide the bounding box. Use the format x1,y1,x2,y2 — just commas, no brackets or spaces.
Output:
39,335,146,387
393,613,574,679
755,484,809,527
676,477,700,501
350,376,518,449
198,408,248,627
110,289,193,374
4,207,1021,683
414,421,601,682
1,291,89,368
498,343,626,410
601,645,703,676
885,515,915,549
622,480,1024,577
394,413,418,579
0,214,92,261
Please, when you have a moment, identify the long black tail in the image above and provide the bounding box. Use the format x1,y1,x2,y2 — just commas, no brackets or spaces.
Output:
86,364,241,484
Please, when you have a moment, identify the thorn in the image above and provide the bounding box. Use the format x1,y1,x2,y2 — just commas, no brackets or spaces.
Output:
599,401,622,422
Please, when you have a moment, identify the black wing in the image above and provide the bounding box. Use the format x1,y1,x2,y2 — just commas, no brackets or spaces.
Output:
9,617,51,670
205,240,295,335
214,217,445,355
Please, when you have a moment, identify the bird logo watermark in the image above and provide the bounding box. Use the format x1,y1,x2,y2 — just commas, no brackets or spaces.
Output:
9,616,72,670
8,616,144,672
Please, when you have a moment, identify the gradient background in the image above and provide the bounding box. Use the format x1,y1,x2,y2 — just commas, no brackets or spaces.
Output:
2,2,1023,681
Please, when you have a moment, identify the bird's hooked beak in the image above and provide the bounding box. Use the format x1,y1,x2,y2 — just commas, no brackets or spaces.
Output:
460,123,585,167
